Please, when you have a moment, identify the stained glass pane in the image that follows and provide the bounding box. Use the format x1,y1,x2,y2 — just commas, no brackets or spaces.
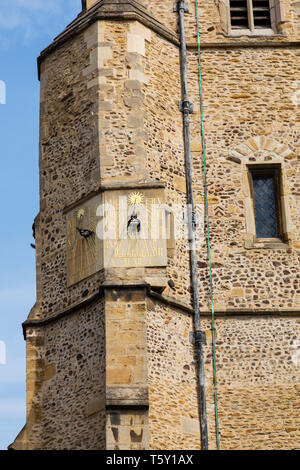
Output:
253,175,278,238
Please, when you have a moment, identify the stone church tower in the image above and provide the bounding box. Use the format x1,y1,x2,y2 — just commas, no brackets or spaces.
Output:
11,0,300,450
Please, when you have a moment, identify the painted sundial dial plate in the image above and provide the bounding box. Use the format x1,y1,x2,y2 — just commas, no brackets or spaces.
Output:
66,194,103,287
102,188,167,269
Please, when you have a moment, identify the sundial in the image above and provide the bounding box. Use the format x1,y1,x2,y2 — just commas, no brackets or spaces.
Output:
66,188,168,286
103,188,168,269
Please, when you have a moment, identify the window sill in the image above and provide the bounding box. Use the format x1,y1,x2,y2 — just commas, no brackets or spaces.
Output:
228,29,276,38
246,238,291,250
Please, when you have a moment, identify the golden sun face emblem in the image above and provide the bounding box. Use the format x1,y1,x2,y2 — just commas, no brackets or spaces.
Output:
129,192,144,206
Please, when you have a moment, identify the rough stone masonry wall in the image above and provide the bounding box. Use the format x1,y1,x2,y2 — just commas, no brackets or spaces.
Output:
142,26,300,311
25,301,106,450
142,29,193,305
37,28,104,321
41,301,106,450
147,302,300,450
187,46,300,312
27,302,106,450
93,20,152,182
138,8,300,449
147,302,205,450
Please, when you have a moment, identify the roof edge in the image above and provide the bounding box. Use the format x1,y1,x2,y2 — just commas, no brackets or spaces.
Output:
37,0,178,79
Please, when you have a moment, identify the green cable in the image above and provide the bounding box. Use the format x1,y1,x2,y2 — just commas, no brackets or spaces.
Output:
195,0,220,450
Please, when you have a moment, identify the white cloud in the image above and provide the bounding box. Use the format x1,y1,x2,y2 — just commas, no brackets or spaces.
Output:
0,0,81,42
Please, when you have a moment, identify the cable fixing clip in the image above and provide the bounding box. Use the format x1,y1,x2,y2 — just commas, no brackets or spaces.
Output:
173,1,189,13
179,100,194,114
190,330,207,345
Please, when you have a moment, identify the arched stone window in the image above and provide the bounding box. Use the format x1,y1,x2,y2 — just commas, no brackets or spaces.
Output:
228,136,294,250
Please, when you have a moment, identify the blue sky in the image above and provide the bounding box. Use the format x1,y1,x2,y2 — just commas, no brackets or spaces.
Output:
0,0,82,450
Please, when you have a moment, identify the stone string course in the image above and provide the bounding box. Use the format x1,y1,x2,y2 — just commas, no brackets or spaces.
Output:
11,0,300,450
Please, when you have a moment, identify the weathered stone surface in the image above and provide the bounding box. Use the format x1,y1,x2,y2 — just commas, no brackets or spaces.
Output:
87,398,105,416
43,363,56,381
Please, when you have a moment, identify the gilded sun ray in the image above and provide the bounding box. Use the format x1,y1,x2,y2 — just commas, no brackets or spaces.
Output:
129,192,144,206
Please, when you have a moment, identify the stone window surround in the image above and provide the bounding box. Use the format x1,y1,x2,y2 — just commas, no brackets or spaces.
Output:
228,136,295,251
244,161,292,250
218,0,286,37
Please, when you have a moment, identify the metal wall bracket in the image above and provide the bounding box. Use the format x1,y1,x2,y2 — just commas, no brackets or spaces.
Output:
179,100,194,114
190,330,207,345
173,1,189,13
184,210,200,227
